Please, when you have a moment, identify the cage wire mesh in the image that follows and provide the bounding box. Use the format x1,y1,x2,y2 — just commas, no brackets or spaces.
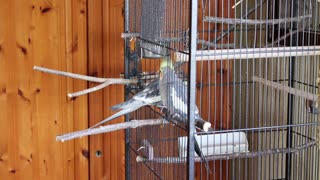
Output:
124,0,320,179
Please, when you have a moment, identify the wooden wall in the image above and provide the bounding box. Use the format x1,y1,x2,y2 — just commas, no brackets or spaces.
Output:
88,0,125,179
0,0,125,179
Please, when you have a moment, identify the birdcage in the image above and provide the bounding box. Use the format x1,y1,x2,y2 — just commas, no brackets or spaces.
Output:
123,0,320,179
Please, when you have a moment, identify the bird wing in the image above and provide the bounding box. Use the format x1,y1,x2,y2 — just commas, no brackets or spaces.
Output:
111,99,136,111
112,79,161,111
194,136,211,173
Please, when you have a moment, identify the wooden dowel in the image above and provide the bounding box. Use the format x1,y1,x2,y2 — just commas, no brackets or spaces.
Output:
56,119,168,142
33,66,138,84
253,76,317,101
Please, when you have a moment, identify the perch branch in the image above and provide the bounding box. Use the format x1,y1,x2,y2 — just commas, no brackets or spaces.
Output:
253,76,318,101
56,119,169,142
232,0,243,9
212,0,265,44
33,66,137,84
204,15,312,25
197,39,236,49
67,77,139,98
121,32,140,38
67,81,112,98
265,28,301,47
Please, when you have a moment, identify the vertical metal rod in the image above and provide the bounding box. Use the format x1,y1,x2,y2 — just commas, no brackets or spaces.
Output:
124,0,130,180
188,0,198,179
286,0,298,179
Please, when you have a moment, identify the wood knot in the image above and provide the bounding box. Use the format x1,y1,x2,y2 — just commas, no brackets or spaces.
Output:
81,149,89,159
16,43,27,55
18,89,31,102
217,68,228,74
41,7,52,13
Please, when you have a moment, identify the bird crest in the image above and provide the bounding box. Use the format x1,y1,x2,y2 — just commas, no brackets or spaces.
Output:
160,56,174,70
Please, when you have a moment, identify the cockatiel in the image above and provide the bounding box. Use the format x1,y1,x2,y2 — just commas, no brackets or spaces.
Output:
89,78,162,129
159,56,211,173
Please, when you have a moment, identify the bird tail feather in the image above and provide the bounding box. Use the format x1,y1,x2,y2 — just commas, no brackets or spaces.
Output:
89,107,139,129
194,136,212,174
111,99,136,111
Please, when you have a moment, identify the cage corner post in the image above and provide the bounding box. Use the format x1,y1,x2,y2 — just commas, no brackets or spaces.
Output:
124,0,131,179
188,0,199,179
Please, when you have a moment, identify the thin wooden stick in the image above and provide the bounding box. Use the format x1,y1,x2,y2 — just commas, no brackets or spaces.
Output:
67,77,139,98
232,0,243,9
253,76,318,101
56,119,169,142
197,39,236,48
203,15,312,25
265,28,302,47
212,0,265,44
68,81,112,98
33,66,137,84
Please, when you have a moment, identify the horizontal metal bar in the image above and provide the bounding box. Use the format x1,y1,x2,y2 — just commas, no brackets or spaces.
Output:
175,46,320,61
203,15,312,25
198,122,320,135
136,141,316,163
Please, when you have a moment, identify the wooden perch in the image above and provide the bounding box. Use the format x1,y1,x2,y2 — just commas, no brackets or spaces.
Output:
203,15,311,25
196,119,211,132
121,32,140,39
56,119,169,142
252,76,318,101
33,66,138,98
213,0,265,44
197,39,235,49
67,81,112,98
265,28,302,47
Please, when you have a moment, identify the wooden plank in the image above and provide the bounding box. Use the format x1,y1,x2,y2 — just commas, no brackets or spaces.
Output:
2,1,20,179
87,0,105,179
0,0,89,179
67,0,89,180
32,0,70,179
103,1,125,179
0,0,10,179
14,0,34,179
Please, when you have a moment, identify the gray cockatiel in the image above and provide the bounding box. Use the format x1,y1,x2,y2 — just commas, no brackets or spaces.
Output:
89,78,162,129
159,56,211,173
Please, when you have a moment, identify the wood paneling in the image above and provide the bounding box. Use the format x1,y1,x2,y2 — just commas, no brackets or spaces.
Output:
88,0,125,179
0,0,89,179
